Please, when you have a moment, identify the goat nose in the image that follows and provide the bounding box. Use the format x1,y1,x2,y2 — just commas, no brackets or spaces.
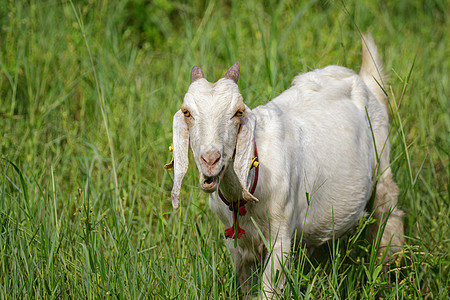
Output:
201,150,221,167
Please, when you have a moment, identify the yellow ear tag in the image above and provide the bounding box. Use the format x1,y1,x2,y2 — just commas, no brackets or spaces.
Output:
250,157,259,169
164,145,174,170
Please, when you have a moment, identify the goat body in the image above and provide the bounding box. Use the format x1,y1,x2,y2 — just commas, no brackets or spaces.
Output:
169,34,403,296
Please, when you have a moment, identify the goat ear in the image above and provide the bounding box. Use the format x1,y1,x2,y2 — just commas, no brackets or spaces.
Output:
224,62,240,83
171,110,190,208
233,105,259,202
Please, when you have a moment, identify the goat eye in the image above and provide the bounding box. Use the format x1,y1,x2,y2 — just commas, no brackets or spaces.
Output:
183,110,191,118
234,110,243,118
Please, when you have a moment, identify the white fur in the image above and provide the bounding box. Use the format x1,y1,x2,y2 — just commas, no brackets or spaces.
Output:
170,34,403,297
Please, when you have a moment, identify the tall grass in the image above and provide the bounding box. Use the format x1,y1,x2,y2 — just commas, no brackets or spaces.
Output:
1,0,448,298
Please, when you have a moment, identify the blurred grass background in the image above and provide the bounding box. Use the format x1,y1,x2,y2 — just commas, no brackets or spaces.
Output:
0,0,448,298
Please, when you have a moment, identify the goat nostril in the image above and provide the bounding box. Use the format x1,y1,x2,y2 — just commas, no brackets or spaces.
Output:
201,152,221,167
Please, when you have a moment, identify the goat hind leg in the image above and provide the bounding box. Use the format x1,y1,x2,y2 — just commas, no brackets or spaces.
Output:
370,168,404,263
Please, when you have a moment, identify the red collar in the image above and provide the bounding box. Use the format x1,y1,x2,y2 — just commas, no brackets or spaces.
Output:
218,141,259,239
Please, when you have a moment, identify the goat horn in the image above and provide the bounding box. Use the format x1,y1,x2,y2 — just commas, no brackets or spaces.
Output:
224,62,240,83
191,66,205,83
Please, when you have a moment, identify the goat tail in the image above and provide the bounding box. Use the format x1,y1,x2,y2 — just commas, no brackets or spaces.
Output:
360,34,404,262
360,33,388,112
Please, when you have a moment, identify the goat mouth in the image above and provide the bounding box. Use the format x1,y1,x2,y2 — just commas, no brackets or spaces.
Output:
201,176,218,191
200,167,224,192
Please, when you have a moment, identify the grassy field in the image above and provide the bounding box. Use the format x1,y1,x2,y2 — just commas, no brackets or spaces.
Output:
1,0,448,298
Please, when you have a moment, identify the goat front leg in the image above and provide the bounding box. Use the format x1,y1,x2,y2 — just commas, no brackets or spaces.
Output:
228,241,260,294
260,226,291,299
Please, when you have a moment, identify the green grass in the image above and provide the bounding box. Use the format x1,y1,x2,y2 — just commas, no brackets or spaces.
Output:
1,0,448,298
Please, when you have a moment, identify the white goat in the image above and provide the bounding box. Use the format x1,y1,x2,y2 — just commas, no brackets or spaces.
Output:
168,34,404,296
